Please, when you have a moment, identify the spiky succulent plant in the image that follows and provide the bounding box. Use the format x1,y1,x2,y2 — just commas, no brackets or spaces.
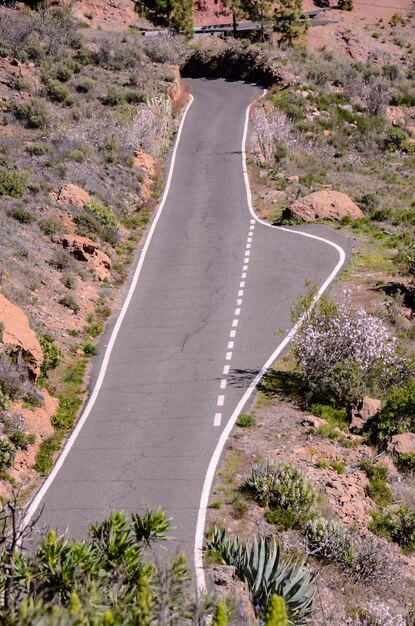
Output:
206,527,316,624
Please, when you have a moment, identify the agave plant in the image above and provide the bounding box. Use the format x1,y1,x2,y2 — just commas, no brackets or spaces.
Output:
206,528,316,624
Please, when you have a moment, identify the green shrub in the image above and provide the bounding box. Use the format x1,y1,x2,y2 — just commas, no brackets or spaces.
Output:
75,78,94,93
0,170,27,198
10,208,32,224
59,295,80,314
359,459,392,506
0,438,16,472
46,79,74,105
236,413,256,428
338,0,353,11
38,217,60,237
384,127,409,152
9,430,36,450
102,87,126,106
83,342,98,357
55,61,78,82
395,452,415,475
355,193,379,214
15,76,33,93
311,403,349,430
51,395,82,429
15,99,50,128
84,199,118,229
39,334,62,376
370,506,415,552
374,379,415,443
61,274,76,290
25,143,50,156
33,436,60,475
245,460,318,520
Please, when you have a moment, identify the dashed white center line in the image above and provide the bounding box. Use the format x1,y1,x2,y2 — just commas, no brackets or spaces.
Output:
214,223,255,427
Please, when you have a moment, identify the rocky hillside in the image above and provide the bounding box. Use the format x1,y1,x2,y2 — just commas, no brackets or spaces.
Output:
0,5,188,500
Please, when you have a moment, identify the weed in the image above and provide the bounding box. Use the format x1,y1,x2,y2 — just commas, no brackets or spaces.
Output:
331,461,346,475
209,499,222,509
236,413,256,428
360,460,392,507
58,295,80,314
0,171,28,198
370,506,415,552
33,435,61,476
10,208,32,224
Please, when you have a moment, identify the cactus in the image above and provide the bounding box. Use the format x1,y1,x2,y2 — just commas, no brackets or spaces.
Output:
205,528,316,623
264,595,290,626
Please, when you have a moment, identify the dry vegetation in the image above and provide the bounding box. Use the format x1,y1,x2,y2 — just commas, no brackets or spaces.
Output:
0,5,189,500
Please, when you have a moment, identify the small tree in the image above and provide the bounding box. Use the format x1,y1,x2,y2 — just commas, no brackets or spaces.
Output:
275,0,308,47
135,0,193,36
244,0,274,40
338,0,353,10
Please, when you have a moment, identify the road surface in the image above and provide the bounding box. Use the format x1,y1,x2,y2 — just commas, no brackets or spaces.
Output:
30,78,348,564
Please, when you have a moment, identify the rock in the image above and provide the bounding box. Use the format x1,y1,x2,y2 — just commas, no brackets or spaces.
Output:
56,184,91,209
386,106,406,128
303,415,327,429
407,125,415,138
61,235,111,281
338,104,354,113
350,397,381,433
387,433,415,455
134,149,157,200
283,190,364,223
209,565,256,623
286,175,299,183
0,293,43,380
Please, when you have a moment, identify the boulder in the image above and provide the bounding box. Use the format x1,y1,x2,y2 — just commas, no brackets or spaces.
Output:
302,415,327,429
283,190,364,223
387,433,415,456
56,184,91,209
0,293,43,380
61,235,111,281
350,397,381,433
61,234,99,261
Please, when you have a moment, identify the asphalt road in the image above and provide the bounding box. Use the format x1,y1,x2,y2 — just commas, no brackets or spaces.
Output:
31,78,349,563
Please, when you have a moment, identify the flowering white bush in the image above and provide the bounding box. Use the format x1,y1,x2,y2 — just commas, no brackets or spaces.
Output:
145,32,190,65
252,107,291,164
293,292,407,405
124,97,173,156
343,604,406,626
62,97,173,158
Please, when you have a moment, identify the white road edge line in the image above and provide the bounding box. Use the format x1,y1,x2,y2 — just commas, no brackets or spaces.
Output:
21,95,195,530
194,88,347,592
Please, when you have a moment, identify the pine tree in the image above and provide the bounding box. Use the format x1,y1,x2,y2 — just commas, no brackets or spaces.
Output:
244,0,274,40
275,0,308,47
135,0,193,36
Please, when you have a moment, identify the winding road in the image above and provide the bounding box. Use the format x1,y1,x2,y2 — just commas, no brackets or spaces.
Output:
27,79,349,576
